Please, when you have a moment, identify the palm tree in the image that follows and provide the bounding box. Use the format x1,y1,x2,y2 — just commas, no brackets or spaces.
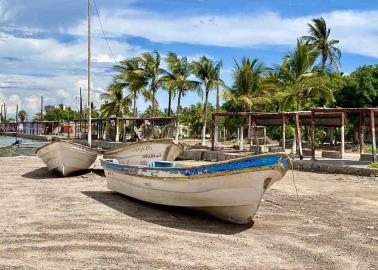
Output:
301,17,341,69
164,52,200,141
275,39,334,111
164,83,176,117
100,83,131,117
18,110,27,122
223,57,271,112
113,57,150,116
100,83,132,141
192,56,223,146
132,51,168,116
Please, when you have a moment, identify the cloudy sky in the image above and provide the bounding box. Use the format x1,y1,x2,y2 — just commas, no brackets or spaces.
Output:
0,0,377,119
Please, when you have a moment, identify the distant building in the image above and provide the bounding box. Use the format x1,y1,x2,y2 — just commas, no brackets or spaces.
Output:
44,105,55,113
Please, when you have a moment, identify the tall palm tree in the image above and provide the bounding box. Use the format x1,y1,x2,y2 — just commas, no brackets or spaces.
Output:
18,110,27,122
301,17,341,69
100,83,131,117
113,57,150,116
164,83,176,117
275,39,334,111
223,57,271,112
192,56,223,146
132,51,168,116
164,52,200,141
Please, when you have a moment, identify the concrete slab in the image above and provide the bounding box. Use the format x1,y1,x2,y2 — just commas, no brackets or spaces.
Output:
293,158,377,176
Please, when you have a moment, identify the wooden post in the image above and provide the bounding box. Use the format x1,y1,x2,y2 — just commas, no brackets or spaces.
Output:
15,104,18,133
341,112,345,159
263,127,267,145
248,115,252,150
252,118,259,153
359,112,364,154
330,127,335,145
281,115,286,150
40,96,43,121
370,110,376,162
239,125,244,151
115,117,120,142
211,114,215,151
214,115,218,147
295,113,303,160
311,111,316,160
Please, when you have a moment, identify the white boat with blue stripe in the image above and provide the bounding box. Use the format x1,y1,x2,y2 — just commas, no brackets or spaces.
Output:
101,153,290,224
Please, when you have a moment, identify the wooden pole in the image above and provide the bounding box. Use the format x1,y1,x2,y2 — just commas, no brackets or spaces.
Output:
341,112,345,159
370,110,376,162
211,114,215,151
79,87,83,136
263,127,267,145
16,104,19,132
248,115,252,150
295,113,303,160
214,115,218,147
311,111,316,160
40,96,43,121
253,118,259,153
214,85,220,146
359,112,364,154
116,117,120,142
281,115,286,150
87,0,92,147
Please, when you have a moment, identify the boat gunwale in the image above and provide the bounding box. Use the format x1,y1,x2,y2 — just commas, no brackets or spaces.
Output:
35,140,99,155
101,153,290,180
102,139,184,155
103,163,287,180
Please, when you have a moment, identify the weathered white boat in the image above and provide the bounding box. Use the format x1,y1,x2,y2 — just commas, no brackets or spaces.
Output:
36,141,98,176
101,153,289,224
103,139,184,164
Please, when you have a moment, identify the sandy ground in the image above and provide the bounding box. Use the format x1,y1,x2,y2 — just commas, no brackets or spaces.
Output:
0,157,377,270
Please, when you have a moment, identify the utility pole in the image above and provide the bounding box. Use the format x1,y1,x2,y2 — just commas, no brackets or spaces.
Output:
4,103,7,122
87,0,92,147
16,104,19,132
40,96,44,121
16,104,18,123
80,87,83,135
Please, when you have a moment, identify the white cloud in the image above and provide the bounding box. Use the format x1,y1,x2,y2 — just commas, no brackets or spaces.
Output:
0,90,20,116
24,95,40,111
68,9,378,58
0,33,141,63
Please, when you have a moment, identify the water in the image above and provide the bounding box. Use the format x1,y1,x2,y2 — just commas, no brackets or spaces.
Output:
0,135,46,157
0,135,45,147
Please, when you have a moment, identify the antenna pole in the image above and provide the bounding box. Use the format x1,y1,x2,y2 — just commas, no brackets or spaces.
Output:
16,104,19,132
16,104,18,123
88,0,92,147
80,87,83,135
40,96,43,121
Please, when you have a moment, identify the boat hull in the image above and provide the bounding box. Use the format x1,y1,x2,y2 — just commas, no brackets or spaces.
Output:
102,154,289,224
103,139,183,164
36,141,98,176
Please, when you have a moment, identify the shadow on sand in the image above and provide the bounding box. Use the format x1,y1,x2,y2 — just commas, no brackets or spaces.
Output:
81,191,252,235
22,167,93,179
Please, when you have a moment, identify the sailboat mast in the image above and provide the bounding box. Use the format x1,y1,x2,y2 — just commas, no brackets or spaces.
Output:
87,0,92,147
